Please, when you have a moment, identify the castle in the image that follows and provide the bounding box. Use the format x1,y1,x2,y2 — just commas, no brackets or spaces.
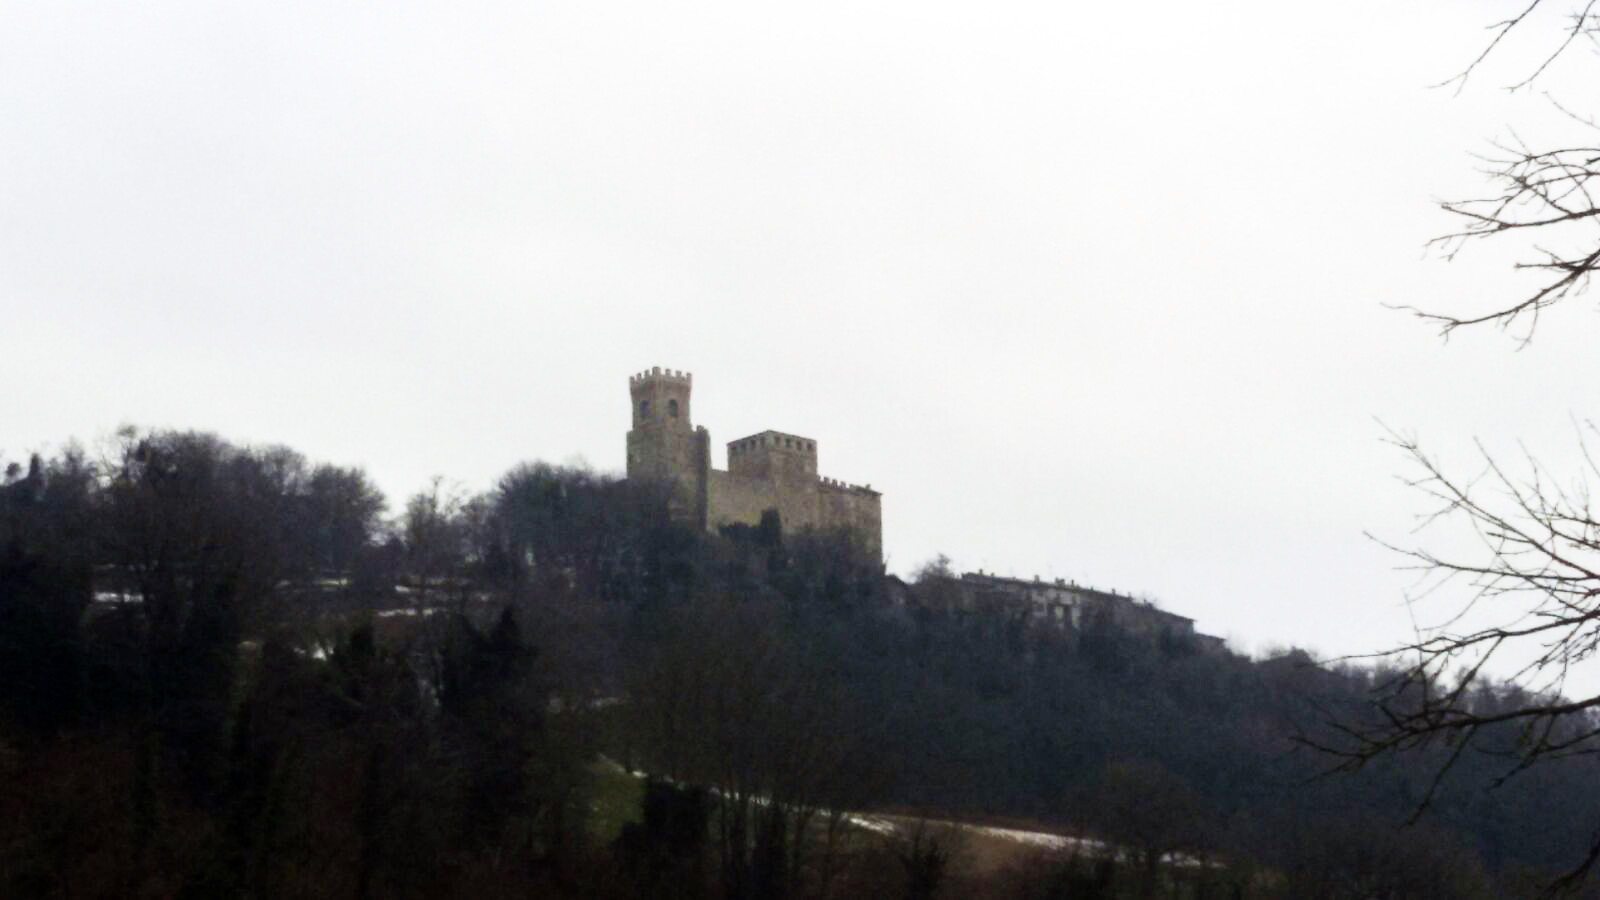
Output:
623,367,1224,653
625,367,883,556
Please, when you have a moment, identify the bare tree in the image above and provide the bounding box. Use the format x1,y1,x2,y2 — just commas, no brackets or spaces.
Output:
1404,1,1600,341
1324,425,1600,888
1079,760,1212,900
626,599,888,900
1331,5,1600,891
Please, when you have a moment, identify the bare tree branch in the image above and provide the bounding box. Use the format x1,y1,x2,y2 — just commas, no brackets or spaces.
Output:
1319,423,1600,893
1406,3,1600,342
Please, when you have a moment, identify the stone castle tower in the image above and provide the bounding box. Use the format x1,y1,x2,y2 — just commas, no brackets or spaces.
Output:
626,368,709,524
625,366,882,557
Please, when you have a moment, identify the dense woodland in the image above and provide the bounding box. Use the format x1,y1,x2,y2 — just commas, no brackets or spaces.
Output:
5,429,1600,898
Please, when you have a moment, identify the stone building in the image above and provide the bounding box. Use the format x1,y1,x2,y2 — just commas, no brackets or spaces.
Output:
625,367,883,556
915,570,1226,653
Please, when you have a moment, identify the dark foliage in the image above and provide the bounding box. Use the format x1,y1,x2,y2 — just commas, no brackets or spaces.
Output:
614,780,711,898
4,431,1600,897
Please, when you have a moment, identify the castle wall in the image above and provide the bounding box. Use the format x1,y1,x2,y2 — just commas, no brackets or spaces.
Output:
817,479,882,554
706,469,808,531
705,470,882,554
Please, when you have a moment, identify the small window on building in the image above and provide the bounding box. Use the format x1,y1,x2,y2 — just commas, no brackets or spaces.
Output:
639,400,650,418
668,399,679,418
784,438,792,448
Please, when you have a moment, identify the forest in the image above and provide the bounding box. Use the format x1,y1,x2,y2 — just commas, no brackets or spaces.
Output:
4,427,1600,899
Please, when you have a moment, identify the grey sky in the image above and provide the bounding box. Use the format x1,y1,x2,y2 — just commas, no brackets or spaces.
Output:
4,2,1596,672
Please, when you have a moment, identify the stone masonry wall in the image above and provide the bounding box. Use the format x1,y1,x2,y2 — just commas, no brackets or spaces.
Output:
705,469,881,555
816,479,882,555
706,469,802,531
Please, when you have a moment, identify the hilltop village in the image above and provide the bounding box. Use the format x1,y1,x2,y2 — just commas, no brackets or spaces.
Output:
624,365,1225,652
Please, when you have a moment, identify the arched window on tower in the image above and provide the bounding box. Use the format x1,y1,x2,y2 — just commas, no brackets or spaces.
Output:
639,400,650,419
668,399,679,418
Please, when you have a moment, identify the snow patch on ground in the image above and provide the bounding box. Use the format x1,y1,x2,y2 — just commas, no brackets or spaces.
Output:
592,758,1154,865
374,606,441,618
843,816,898,836
968,824,1101,853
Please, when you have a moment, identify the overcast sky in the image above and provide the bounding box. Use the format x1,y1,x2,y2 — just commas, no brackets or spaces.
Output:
4,1,1597,674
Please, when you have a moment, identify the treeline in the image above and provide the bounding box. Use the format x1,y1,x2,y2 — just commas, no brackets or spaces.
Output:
3,429,1600,898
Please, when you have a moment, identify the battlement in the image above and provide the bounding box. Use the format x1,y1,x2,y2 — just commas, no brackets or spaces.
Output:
728,430,817,456
728,429,818,481
630,367,693,388
819,476,878,496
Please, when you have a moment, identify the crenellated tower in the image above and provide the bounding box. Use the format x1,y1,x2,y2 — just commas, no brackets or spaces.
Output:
626,367,709,524
727,430,818,483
